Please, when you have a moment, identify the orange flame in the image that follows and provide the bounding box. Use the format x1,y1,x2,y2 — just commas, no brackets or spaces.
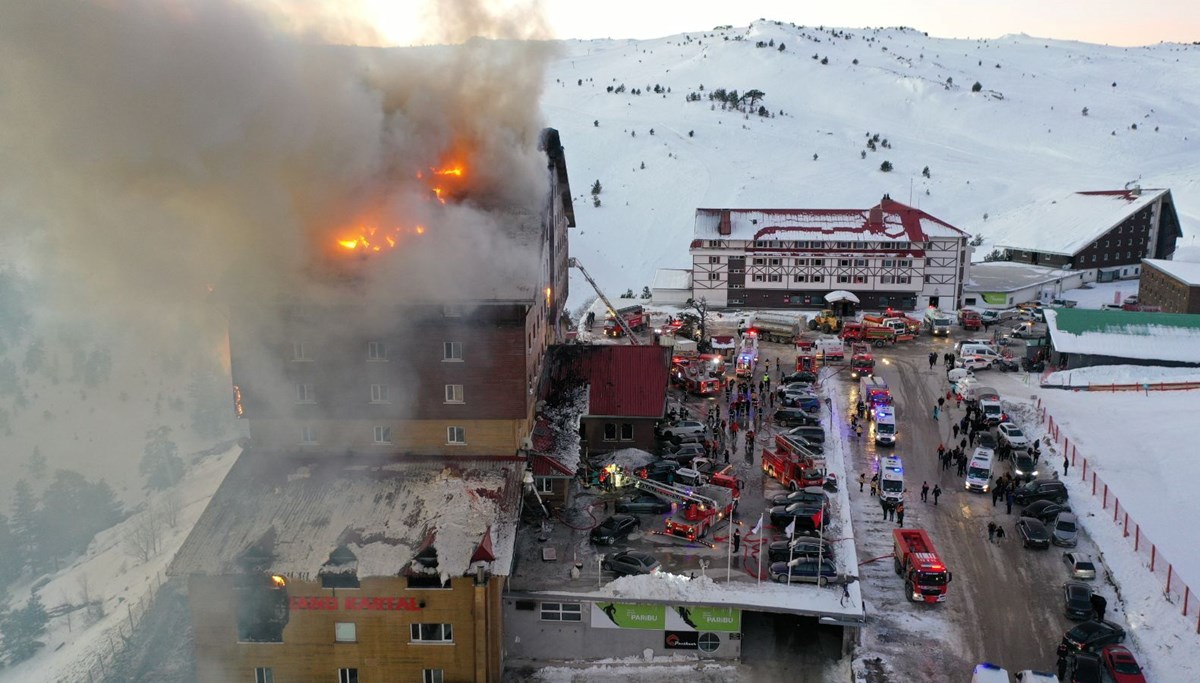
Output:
270,574,287,587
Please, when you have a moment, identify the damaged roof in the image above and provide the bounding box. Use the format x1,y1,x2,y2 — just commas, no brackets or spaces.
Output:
170,450,524,584
693,197,967,243
548,345,671,418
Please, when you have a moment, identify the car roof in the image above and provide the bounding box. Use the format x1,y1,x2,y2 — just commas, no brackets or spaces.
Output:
1056,512,1078,524
1020,518,1047,530
1065,581,1091,595
619,549,655,561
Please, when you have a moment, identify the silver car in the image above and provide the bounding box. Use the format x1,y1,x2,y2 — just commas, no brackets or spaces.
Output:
1063,552,1097,580
1050,512,1079,547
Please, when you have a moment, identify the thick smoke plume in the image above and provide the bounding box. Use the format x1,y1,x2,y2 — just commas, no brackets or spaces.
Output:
0,0,557,332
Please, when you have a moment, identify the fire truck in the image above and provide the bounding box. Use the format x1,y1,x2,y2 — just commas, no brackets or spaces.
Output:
892,528,953,603
670,355,725,396
734,331,759,377
633,476,736,541
763,435,827,490
863,314,916,342
849,343,875,379
958,309,983,331
839,322,896,347
604,305,647,337
795,339,818,373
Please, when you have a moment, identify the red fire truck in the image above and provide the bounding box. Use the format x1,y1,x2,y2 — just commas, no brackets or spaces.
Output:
763,435,826,491
840,322,896,347
634,476,736,541
604,305,647,337
670,355,725,396
795,339,818,373
958,309,983,331
849,343,875,380
892,528,953,603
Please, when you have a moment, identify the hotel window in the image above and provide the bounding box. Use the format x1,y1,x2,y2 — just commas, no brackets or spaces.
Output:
768,274,782,283
338,670,358,683
603,423,617,440
793,275,807,283
423,671,445,683
810,258,824,267
837,275,850,283
837,241,852,249
370,384,389,403
894,241,909,250
730,283,744,289
730,267,743,274
880,276,894,284
708,273,721,281
411,623,454,643
443,341,462,361
445,384,464,403
540,602,583,622
854,259,866,267
794,258,807,266
768,258,782,266
812,275,824,282
707,256,720,264
839,259,851,267
447,426,466,444
291,342,310,361
296,384,315,404
898,259,911,267
373,426,391,444
882,259,894,267
300,425,316,444
254,668,274,683
1116,239,1122,247
621,423,634,440
367,341,387,361
752,257,766,265
897,276,912,284
752,274,765,282
535,477,554,494
1104,254,1109,262
335,622,357,643
853,275,867,284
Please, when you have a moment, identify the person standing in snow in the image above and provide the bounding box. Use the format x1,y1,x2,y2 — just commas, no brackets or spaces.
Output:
1063,455,1070,477
920,481,930,503
896,502,905,527
932,485,942,505
928,351,937,369
732,528,741,553
859,472,866,493
932,405,940,420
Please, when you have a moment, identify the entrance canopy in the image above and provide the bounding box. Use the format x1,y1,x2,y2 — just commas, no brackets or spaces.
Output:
825,290,860,304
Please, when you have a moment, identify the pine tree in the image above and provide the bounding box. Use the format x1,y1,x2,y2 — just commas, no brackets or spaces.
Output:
1,593,49,664
0,513,22,588
922,166,931,178
11,479,38,561
972,81,983,92
140,426,184,491
880,161,894,172
591,180,602,196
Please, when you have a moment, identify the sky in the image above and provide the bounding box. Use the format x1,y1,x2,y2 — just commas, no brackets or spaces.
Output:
349,0,1200,47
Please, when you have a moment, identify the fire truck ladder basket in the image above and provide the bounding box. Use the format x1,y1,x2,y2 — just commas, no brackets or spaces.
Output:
569,257,639,345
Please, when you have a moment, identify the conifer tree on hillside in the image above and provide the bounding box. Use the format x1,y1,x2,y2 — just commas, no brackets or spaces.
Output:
140,425,184,491
0,513,22,588
1,593,49,664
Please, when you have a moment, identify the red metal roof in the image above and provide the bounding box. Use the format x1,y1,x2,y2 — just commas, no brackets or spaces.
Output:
549,345,670,418
530,454,574,477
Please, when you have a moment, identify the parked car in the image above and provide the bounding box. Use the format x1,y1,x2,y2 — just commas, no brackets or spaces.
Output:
1064,552,1098,580
768,502,826,534
780,394,820,411
635,460,681,484
947,367,975,383
997,423,1030,450
590,514,640,545
767,538,835,564
781,371,817,385
1099,645,1146,683
786,425,826,444
601,550,660,577
768,486,828,507
955,338,996,353
1123,295,1139,306
976,431,999,450
777,381,818,396
1020,499,1072,523
1013,479,1068,505
956,355,993,371
782,430,823,451
614,493,671,515
774,407,821,427
768,558,837,584
1064,581,1095,620
1057,620,1126,657
1014,671,1059,683
1015,518,1051,549
657,420,706,440
1012,451,1039,481
1051,512,1080,548
1065,652,1103,683
1010,323,1040,339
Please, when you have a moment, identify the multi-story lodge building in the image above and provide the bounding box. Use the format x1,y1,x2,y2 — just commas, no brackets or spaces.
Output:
689,196,970,311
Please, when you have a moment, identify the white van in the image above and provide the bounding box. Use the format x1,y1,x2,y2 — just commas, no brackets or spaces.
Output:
874,408,897,446
1014,671,1057,683
879,455,905,502
977,387,1003,424
959,344,1001,364
971,662,1011,683
964,447,995,493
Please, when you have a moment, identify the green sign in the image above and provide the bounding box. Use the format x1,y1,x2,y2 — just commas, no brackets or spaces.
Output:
981,292,1009,305
672,606,741,632
591,603,665,630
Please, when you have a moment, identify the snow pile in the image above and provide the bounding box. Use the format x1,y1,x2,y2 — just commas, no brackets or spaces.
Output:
1042,364,1200,387
543,385,589,472
595,448,656,470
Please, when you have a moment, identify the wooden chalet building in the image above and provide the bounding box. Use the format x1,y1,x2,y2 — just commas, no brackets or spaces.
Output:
689,196,970,311
990,188,1182,282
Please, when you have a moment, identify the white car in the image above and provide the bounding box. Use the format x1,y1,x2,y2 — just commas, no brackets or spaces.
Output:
955,338,995,353
1063,552,1097,581
658,420,706,440
957,356,992,371
997,423,1029,450
947,367,975,383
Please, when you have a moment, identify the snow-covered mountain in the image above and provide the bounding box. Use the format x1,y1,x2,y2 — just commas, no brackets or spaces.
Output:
540,21,1200,309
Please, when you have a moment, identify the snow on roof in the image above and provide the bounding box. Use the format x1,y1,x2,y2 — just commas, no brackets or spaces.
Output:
1143,258,1200,286
693,198,967,244
990,189,1169,256
1046,308,1200,364
963,262,1077,293
653,268,692,290
170,451,524,584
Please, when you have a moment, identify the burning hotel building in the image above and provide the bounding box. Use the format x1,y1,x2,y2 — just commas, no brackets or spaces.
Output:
171,129,575,683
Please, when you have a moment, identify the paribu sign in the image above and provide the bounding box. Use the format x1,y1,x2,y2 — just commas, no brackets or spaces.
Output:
290,596,421,612
590,603,740,632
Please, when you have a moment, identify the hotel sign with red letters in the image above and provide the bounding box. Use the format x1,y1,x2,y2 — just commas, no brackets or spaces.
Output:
289,596,421,611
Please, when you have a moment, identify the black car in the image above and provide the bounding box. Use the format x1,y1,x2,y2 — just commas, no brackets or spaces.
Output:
767,538,834,564
1064,581,1095,620
660,442,706,466
590,514,640,545
1012,451,1039,480
1020,499,1072,523
1056,620,1127,657
786,425,826,444
769,503,826,534
768,487,828,507
1015,517,1051,549
769,558,837,584
1066,651,1104,683
636,460,681,484
781,371,817,385
614,493,671,515
774,408,821,427
601,550,660,577
779,394,821,411
1013,479,1069,505
976,431,999,450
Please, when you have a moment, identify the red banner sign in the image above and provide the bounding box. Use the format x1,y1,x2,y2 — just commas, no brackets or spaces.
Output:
289,596,421,611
